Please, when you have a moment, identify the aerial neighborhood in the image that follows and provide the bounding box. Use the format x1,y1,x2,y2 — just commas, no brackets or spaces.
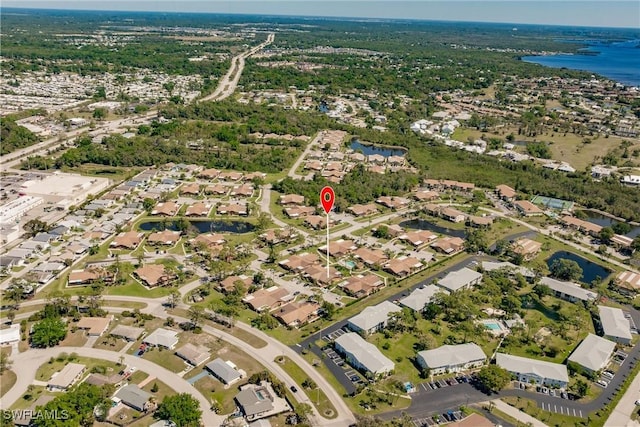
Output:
1,6,640,427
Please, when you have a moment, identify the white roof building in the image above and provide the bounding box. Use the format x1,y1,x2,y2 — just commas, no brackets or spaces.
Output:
481,261,535,279
143,328,179,349
0,324,20,345
567,333,616,373
496,353,568,387
334,332,394,376
437,267,483,292
598,305,632,344
416,343,486,374
539,277,597,302
347,300,401,335
399,285,448,312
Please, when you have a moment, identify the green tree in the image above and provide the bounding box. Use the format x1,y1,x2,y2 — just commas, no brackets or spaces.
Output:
34,383,110,427
321,301,336,320
599,226,614,244
31,317,67,348
550,259,583,282
92,108,107,120
571,378,589,398
23,219,50,237
155,393,202,427
188,305,205,328
143,198,156,212
476,365,511,392
633,236,640,252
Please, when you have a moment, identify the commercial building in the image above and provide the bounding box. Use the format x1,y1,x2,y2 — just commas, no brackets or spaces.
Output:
0,196,43,223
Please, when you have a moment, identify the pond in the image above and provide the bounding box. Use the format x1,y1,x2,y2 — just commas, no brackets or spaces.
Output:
350,140,407,158
579,210,640,238
138,220,255,234
546,250,611,284
399,219,467,239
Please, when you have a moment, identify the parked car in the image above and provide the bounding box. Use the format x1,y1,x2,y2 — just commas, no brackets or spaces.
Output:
290,386,298,393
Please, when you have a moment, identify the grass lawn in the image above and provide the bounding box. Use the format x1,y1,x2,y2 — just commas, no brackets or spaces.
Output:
141,378,173,403
195,375,240,414
276,356,337,419
59,329,88,347
93,334,129,352
501,396,585,427
104,281,173,298
142,347,188,373
0,370,17,397
10,385,52,410
35,355,119,382
128,370,149,384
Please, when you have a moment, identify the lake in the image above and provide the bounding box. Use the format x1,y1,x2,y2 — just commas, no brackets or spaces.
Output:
579,210,640,238
350,140,407,157
399,219,467,239
546,250,611,284
139,220,255,234
522,39,640,87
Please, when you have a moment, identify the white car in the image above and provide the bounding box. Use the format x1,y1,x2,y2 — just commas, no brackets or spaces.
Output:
635,400,640,406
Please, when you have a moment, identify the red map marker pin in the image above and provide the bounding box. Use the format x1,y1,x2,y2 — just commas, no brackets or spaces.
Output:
320,186,335,214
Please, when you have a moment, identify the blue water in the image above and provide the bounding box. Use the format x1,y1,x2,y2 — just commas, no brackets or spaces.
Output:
546,251,611,284
522,39,640,87
399,219,467,239
484,321,501,331
138,220,254,234
350,140,407,157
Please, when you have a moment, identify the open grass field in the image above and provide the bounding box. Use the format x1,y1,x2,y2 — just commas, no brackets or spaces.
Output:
0,370,17,397
35,355,119,383
276,356,337,418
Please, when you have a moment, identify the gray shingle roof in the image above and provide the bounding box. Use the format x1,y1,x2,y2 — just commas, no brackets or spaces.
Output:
598,305,632,341
417,343,486,369
496,353,568,384
334,332,394,375
568,333,616,372
206,358,241,384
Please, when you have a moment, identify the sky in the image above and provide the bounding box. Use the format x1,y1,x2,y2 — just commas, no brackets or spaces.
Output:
2,1,640,29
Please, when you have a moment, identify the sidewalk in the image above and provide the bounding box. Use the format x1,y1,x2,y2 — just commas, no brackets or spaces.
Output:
605,373,640,427
490,399,549,427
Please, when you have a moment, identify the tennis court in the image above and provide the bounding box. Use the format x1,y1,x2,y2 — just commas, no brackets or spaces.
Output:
530,195,574,210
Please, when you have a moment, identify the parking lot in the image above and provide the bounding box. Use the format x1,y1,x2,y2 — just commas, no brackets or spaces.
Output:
322,345,366,386
540,401,583,417
322,328,347,342
412,409,464,426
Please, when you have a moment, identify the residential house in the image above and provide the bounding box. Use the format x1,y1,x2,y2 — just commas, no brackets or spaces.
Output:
614,271,640,295
539,277,597,303
279,194,305,205
284,206,315,218
115,385,152,412
496,353,568,388
176,343,210,366
68,266,113,286
147,230,181,245
190,233,225,250
235,382,286,421
612,234,634,250
205,184,228,195
185,202,212,217
514,200,544,216
180,182,200,196
512,238,542,261
76,316,113,336
0,324,20,345
304,215,332,229
416,343,486,375
220,274,253,293
431,237,465,255
353,247,387,266
376,196,410,210
567,333,616,374
143,328,179,349
440,207,466,223
437,267,483,293
243,286,291,312
598,305,632,345
260,228,297,245
399,285,448,312
302,264,342,286
48,363,86,391
217,203,248,216
334,333,394,377
347,203,379,217
279,253,319,272
321,239,357,258
496,184,517,202
219,171,243,181
231,184,254,197
384,256,423,277
151,202,180,216
339,274,385,298
481,261,535,281
273,301,321,328
414,190,439,201
199,168,221,180
467,215,493,228
399,230,437,247
347,301,401,335
110,231,144,249
134,264,175,287
206,358,243,386
110,325,144,342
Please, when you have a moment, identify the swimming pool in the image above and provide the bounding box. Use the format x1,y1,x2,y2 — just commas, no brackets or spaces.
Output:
483,321,502,330
344,260,356,269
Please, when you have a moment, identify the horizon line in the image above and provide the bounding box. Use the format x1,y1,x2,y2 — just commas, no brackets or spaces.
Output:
2,6,640,31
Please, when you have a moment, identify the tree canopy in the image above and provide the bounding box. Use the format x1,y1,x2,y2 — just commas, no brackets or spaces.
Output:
476,364,512,392
155,393,202,427
549,259,583,282
31,317,67,348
